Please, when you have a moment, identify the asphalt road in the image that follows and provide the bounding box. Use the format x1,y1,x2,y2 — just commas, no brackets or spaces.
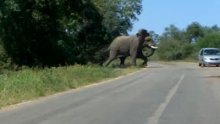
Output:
1,62,220,124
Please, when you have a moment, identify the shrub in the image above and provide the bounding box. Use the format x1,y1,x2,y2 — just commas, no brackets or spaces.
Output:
157,40,194,60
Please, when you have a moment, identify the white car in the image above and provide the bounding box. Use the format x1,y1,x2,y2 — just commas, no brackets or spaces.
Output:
198,48,220,67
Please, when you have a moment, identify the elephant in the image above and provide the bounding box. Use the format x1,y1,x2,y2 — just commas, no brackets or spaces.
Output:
103,29,154,66
117,37,157,66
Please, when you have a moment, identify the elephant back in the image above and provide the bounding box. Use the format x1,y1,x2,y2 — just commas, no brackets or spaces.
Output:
109,36,137,50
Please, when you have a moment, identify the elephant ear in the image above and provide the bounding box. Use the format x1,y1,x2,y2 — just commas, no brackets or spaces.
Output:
136,29,149,37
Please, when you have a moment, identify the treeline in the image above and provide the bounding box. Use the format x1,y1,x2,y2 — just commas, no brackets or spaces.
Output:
156,22,220,60
1,1,220,68
0,0,142,68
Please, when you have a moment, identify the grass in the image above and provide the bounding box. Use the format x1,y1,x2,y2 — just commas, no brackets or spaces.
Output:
0,64,139,109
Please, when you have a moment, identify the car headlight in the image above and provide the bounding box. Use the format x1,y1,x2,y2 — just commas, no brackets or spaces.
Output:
203,57,208,60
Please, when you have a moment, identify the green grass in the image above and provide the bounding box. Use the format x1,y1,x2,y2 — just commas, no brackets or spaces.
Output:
0,65,139,108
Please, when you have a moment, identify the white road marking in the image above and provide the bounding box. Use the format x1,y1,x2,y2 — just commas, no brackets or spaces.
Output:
147,74,185,124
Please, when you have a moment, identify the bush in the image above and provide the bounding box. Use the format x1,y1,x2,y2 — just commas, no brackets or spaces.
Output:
0,42,11,72
157,40,194,61
196,33,220,50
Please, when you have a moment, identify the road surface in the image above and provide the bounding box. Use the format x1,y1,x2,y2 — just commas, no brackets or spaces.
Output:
1,62,220,124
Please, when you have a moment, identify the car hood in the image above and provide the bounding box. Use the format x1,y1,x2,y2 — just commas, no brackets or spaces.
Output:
203,55,220,59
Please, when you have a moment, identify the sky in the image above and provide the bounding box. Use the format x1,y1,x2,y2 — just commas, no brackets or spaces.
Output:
129,0,220,35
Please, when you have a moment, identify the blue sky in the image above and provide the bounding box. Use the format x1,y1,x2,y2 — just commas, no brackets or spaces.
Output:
129,0,220,35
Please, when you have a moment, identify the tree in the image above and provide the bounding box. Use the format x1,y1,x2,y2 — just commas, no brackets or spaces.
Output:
149,30,159,44
157,24,194,60
211,25,220,32
161,24,187,41
91,0,142,37
0,0,144,66
196,33,220,50
186,22,204,43
0,0,107,66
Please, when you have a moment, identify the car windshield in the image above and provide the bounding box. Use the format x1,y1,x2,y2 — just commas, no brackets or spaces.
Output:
203,49,220,55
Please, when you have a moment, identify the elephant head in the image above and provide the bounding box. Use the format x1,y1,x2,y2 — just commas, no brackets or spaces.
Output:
136,29,149,37
136,29,150,43
142,36,158,58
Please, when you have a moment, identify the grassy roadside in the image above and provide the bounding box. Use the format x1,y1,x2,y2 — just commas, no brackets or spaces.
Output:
0,65,139,109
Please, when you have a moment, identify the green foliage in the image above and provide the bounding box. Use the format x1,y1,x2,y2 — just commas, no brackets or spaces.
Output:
0,0,143,67
196,33,220,50
0,0,109,66
91,0,142,36
156,24,220,61
195,26,220,53
0,40,11,71
157,40,185,60
202,25,220,35
157,25,194,60
0,65,138,108
162,25,185,41
186,22,204,43
149,30,159,43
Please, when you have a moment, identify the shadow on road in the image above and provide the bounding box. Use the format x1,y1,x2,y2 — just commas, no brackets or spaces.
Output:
204,75,220,79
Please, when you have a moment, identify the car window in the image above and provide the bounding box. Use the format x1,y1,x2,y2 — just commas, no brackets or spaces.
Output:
200,50,203,55
203,49,220,55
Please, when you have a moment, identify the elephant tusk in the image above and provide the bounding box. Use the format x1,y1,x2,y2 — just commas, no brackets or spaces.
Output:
150,46,158,49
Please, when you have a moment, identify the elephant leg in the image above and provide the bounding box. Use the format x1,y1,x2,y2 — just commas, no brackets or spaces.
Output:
119,57,125,65
137,52,148,66
142,56,148,66
141,56,148,66
130,51,137,66
103,51,117,66
119,56,126,67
